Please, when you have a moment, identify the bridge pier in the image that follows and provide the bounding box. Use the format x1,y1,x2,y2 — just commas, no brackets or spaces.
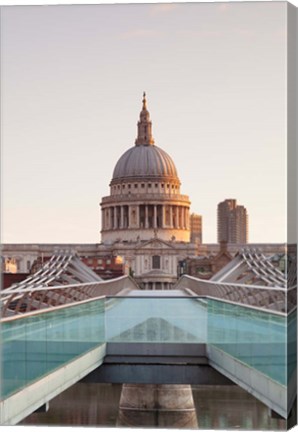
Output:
117,383,198,428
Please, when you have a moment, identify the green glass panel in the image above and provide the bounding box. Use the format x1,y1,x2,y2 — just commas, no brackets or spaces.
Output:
1,294,291,402
207,299,287,385
105,297,207,343
1,298,105,399
287,310,297,383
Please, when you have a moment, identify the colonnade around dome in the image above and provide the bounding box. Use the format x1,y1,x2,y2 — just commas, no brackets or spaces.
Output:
102,204,190,231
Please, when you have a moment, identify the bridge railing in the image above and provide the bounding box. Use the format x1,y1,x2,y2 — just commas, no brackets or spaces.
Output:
1,292,294,419
1,293,207,401
207,298,295,386
104,294,293,387
1,275,139,317
1,295,106,401
175,274,296,314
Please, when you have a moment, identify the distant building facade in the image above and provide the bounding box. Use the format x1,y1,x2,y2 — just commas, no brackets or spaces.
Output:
184,241,233,279
190,213,202,244
217,199,248,244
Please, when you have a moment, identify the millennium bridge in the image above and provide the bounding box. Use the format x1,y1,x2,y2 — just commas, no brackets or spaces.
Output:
1,249,296,425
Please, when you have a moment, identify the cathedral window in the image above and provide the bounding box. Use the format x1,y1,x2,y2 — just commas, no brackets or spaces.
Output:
135,184,138,188
152,255,161,269
148,183,151,188
141,183,145,188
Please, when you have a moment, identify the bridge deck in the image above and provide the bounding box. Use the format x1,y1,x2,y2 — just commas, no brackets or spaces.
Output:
0,290,295,424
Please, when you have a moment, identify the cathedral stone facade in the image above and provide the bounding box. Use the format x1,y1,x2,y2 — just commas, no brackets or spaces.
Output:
99,93,196,289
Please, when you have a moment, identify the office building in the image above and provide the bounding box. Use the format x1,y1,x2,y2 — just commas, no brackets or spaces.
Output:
217,199,248,244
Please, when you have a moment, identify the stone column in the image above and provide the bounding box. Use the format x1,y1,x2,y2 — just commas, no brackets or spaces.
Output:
128,205,132,228
114,206,117,229
145,205,149,228
181,207,185,229
176,206,179,229
153,205,157,228
105,209,108,229
169,206,173,228
162,205,166,228
109,208,113,229
119,206,123,228
136,205,140,228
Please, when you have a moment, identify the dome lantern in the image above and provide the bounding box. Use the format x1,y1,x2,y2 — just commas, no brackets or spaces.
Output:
111,92,180,183
135,92,155,146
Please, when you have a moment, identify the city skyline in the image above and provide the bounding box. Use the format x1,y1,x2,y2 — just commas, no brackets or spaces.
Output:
2,2,287,243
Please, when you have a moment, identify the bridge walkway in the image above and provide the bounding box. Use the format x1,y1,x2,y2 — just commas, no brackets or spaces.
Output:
1,289,295,425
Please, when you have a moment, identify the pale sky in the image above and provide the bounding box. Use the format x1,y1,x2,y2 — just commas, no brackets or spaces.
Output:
1,2,288,244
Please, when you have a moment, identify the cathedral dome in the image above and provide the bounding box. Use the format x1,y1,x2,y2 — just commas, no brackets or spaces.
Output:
101,93,191,246
111,93,180,183
112,144,179,181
